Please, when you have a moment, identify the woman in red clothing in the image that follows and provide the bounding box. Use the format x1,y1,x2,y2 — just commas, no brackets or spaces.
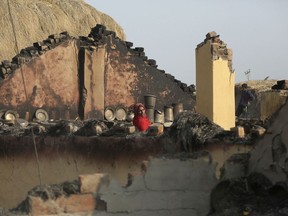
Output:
132,103,151,132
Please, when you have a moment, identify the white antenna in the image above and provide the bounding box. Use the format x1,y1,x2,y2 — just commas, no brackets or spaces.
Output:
244,69,251,81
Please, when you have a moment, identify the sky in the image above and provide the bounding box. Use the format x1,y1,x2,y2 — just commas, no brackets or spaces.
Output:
85,0,288,85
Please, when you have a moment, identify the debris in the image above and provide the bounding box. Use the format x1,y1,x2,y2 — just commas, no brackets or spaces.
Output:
210,173,288,216
147,123,164,136
169,111,224,152
231,126,245,138
251,125,266,138
125,125,136,134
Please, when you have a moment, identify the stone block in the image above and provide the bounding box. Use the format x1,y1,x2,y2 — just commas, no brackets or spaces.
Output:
206,31,217,39
28,196,58,216
251,126,266,137
56,194,97,213
125,125,136,134
79,173,109,193
28,194,97,215
40,45,49,51
1,60,11,68
33,41,44,48
232,126,245,138
125,41,133,48
277,80,288,85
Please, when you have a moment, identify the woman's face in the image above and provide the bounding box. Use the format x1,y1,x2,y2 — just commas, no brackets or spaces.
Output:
138,106,146,116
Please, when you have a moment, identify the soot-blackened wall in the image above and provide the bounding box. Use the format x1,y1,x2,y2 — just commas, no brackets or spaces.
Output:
0,25,195,120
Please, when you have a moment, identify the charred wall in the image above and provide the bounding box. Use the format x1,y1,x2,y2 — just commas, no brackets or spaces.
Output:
0,134,252,213
0,39,80,120
0,25,195,121
104,36,195,111
248,97,288,184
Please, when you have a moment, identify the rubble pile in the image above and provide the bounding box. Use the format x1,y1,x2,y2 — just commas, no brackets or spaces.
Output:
197,31,233,72
0,118,139,138
12,180,82,214
169,111,225,152
210,173,288,216
236,118,267,140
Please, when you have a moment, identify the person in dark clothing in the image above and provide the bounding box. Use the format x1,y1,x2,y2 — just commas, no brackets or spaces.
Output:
236,83,255,117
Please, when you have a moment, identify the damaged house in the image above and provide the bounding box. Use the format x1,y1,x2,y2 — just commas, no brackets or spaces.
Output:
0,24,195,121
1,1,288,216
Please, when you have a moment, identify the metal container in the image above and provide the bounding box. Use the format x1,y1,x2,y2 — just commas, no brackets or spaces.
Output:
144,94,157,109
104,106,115,121
164,106,174,122
4,110,19,121
115,105,127,121
154,110,164,123
126,111,134,122
34,109,49,121
172,103,183,117
146,108,154,123
17,118,29,127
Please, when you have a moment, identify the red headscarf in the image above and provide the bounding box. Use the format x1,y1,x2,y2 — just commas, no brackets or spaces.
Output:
132,103,151,132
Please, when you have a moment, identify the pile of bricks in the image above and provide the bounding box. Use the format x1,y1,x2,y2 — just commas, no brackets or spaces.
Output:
26,173,109,215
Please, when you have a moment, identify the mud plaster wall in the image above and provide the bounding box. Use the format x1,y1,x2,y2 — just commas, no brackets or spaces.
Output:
0,40,80,120
0,135,251,213
98,157,218,216
260,91,288,120
104,36,195,111
81,47,106,119
0,33,195,120
248,99,288,184
235,89,288,120
0,136,159,209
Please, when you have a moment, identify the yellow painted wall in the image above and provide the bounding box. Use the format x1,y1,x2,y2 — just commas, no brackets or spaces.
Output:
196,42,213,118
213,58,235,129
196,40,235,130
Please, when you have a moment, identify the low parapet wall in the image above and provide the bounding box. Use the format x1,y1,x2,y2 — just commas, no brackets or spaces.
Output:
24,157,218,216
0,134,252,216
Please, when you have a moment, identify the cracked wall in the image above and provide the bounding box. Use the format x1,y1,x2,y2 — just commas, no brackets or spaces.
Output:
196,32,235,130
16,157,219,216
0,134,251,214
0,136,160,209
248,98,288,184
0,25,195,121
0,40,80,119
